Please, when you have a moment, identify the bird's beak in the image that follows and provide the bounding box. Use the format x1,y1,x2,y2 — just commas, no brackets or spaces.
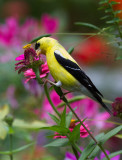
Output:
36,48,41,56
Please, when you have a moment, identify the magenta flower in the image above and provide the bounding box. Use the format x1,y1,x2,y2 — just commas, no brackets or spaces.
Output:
6,85,18,108
94,150,120,160
70,98,112,131
0,17,19,46
41,90,112,130
15,46,49,83
24,62,49,83
0,14,59,63
112,97,122,119
64,152,77,160
41,90,72,123
41,14,59,33
15,47,38,74
53,119,90,139
20,18,40,42
65,150,120,160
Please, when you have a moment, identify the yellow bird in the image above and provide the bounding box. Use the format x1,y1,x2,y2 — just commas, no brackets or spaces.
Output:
35,37,111,114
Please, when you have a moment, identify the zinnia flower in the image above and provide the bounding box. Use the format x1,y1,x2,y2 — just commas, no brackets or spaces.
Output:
53,119,90,139
15,45,49,83
112,97,122,119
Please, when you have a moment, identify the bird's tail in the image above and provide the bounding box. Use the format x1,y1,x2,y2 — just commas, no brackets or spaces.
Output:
92,92,112,115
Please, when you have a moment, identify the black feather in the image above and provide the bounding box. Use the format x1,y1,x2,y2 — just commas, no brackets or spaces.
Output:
54,51,112,114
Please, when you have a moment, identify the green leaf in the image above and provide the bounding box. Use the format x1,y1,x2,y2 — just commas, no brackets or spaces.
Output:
116,56,122,60
110,1,120,5
99,0,108,5
105,8,113,13
75,22,101,31
89,133,105,158
60,106,66,127
79,133,104,160
102,150,122,160
0,142,35,155
41,125,69,135
48,113,60,125
29,34,51,43
101,125,122,144
13,119,49,129
101,15,111,20
69,123,80,142
0,104,9,120
115,134,122,139
106,17,120,24
66,111,73,128
0,121,8,140
54,86,68,102
12,142,35,153
67,47,74,55
44,138,69,147
114,10,122,15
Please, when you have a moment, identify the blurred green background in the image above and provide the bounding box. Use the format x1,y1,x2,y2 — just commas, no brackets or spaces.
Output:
0,0,122,160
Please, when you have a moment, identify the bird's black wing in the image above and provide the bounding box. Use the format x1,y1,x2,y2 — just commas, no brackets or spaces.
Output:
54,51,111,114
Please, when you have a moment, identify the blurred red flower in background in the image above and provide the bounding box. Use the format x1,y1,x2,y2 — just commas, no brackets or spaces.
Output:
109,0,122,19
73,36,113,66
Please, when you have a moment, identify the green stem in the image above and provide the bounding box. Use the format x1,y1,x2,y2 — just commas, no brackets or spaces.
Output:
72,142,82,154
57,95,112,109
33,67,61,118
63,99,110,160
33,67,43,84
9,134,13,160
98,145,110,160
66,134,81,160
71,145,79,160
44,84,61,118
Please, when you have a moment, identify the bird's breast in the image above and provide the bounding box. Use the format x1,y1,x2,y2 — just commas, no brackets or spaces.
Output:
46,50,81,92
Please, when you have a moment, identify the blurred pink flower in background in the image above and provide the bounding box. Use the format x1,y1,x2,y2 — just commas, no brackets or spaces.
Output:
41,14,59,33
40,90,112,131
0,14,59,63
64,150,120,160
71,98,112,131
94,150,120,160
6,85,18,108
23,79,42,97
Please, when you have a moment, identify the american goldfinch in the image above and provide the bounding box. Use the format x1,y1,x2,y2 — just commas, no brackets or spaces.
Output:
35,37,111,114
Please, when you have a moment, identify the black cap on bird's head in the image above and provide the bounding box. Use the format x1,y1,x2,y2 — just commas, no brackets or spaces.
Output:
35,37,58,56
35,42,40,50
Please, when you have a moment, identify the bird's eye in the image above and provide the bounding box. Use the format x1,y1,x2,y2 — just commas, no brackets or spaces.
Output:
35,42,40,50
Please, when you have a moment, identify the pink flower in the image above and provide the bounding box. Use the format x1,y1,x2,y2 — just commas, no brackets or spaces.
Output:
41,14,59,33
95,150,120,160
15,47,38,74
70,98,112,131
53,119,90,139
0,14,59,63
0,17,19,46
41,90,73,123
64,152,77,160
15,46,49,82
24,62,49,83
20,18,40,42
6,85,18,108
112,97,122,119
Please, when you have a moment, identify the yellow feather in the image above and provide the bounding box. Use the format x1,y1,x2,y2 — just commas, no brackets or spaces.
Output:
37,37,81,91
